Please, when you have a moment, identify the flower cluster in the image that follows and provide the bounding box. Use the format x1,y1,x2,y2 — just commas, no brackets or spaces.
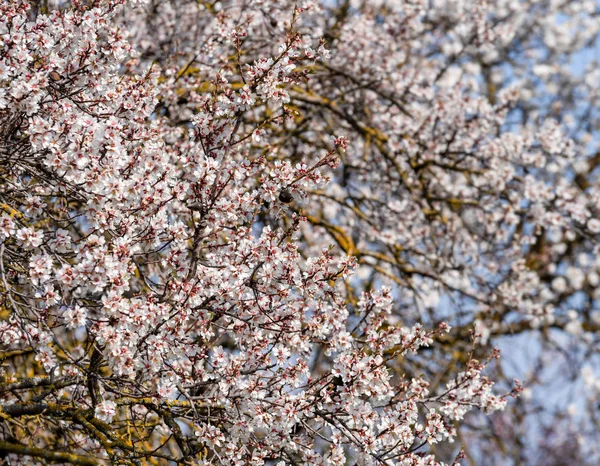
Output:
1,0,600,465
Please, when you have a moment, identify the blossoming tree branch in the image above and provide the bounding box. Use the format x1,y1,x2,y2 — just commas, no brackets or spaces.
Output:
1,0,600,464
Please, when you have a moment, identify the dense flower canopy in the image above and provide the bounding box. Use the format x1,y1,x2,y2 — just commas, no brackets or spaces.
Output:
1,0,600,465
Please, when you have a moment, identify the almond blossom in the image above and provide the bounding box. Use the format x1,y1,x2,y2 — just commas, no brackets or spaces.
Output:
0,0,599,465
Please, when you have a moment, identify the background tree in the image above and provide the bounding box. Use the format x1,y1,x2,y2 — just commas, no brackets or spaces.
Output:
1,0,599,465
